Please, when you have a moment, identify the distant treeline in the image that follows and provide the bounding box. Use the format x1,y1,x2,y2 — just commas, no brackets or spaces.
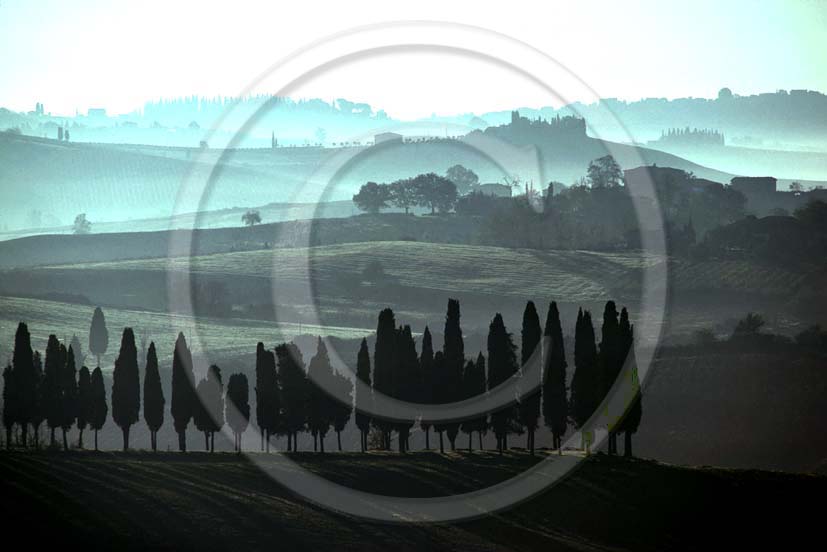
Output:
1,299,643,456
653,127,725,147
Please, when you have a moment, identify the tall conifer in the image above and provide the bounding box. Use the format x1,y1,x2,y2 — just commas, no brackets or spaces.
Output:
111,329,140,451
543,302,568,451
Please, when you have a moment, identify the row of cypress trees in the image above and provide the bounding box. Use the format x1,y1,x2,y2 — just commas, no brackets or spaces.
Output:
2,322,252,453
112,330,252,453
352,298,642,456
3,323,107,450
255,339,354,453
3,299,642,455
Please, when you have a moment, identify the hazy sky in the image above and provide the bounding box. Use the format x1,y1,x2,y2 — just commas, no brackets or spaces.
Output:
1,0,825,119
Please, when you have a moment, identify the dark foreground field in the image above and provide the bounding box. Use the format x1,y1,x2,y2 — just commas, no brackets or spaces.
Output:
0,451,823,551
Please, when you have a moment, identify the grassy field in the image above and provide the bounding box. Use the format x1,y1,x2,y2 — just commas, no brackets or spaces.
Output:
0,295,369,372
0,451,822,551
47,241,808,299
11,240,808,342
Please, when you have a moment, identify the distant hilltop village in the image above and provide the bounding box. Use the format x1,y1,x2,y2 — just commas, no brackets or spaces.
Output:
474,111,588,146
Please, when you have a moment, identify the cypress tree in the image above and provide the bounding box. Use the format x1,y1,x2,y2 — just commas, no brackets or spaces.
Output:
354,338,372,452
111,329,140,451
617,308,643,457
474,353,489,450
255,343,269,450
207,366,226,452
519,301,542,455
12,322,36,447
487,313,520,454
42,336,62,447
76,365,91,448
59,345,78,450
570,309,600,452
194,365,224,452
432,351,447,453
372,308,396,450
254,342,265,450
331,368,353,451
31,351,44,448
599,301,622,454
88,307,109,367
254,343,279,452
442,299,464,451
171,332,195,452
277,343,306,452
394,325,418,453
306,337,334,453
418,326,435,449
460,355,486,451
143,342,164,451
542,302,568,452
2,365,14,448
89,367,108,450
226,373,250,453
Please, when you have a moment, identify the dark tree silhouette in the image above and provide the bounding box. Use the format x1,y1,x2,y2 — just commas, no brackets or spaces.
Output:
731,312,766,340
306,338,334,452
226,373,250,453
442,299,464,450
43,335,62,447
445,164,479,195
542,302,568,452
171,332,195,452
88,307,109,367
570,309,601,452
254,342,279,452
418,326,435,449
432,351,447,453
89,367,108,451
194,365,224,452
617,308,642,457
331,368,353,451
460,355,487,451
353,181,390,214
31,351,44,448
111,329,140,451
73,213,91,234
372,308,396,450
389,178,417,214
488,313,520,453
12,322,37,447
519,301,542,455
599,301,623,455
242,209,262,226
413,173,458,214
587,155,623,188
59,345,78,451
76,365,91,448
143,342,164,451
354,338,372,452
277,343,306,452
394,325,418,453
3,364,14,447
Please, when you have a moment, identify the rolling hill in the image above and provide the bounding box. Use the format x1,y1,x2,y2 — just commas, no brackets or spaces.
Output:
1,122,740,233
0,452,822,551
0,238,813,342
